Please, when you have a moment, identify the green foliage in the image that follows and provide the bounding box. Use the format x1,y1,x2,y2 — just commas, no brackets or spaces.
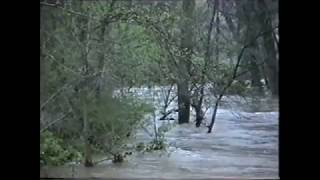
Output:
136,123,173,152
109,22,165,87
40,131,82,166
86,93,153,154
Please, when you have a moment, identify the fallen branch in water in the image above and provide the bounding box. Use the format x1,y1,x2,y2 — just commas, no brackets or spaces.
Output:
159,108,178,120
93,157,112,165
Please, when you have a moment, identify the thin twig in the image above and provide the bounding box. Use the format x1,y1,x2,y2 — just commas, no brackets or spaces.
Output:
40,110,72,133
40,1,96,19
159,108,178,120
45,53,80,75
40,83,70,110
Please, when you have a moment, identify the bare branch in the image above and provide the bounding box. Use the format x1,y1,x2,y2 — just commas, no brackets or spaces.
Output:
159,108,178,120
40,83,70,110
94,157,112,165
40,110,72,133
210,25,279,98
40,1,95,19
45,52,80,75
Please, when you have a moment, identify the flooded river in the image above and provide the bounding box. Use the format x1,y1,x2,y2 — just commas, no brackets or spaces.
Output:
41,87,278,179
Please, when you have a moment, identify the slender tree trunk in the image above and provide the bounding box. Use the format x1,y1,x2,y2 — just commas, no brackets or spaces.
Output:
234,0,267,96
249,56,264,95
194,102,204,127
95,2,114,98
244,47,264,95
214,1,220,63
177,80,190,124
83,98,93,167
261,65,270,89
40,10,49,127
207,96,221,133
40,39,47,105
207,40,248,133
257,0,278,97
83,20,94,167
95,21,106,98
40,6,46,105
178,0,195,124
73,0,94,167
40,5,56,105
193,1,217,127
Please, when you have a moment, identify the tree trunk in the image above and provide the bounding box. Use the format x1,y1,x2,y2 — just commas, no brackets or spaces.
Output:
178,0,195,124
40,6,47,105
95,2,114,98
194,104,204,127
248,55,264,95
214,0,220,63
234,0,267,96
261,65,270,89
40,5,56,105
84,140,93,167
192,0,217,127
207,97,221,133
207,38,248,133
73,0,94,167
40,40,47,105
177,80,190,124
257,0,278,97
83,97,93,167
95,21,106,98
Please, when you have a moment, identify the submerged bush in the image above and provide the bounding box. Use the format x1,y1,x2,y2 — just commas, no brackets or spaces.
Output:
87,94,154,155
40,131,82,166
40,90,153,166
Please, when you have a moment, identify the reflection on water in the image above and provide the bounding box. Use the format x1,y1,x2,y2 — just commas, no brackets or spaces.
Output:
41,94,278,179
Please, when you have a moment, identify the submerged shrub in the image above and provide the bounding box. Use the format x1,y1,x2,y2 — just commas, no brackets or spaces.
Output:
40,131,82,166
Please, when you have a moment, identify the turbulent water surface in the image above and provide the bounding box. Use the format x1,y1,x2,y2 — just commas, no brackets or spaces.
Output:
41,87,279,179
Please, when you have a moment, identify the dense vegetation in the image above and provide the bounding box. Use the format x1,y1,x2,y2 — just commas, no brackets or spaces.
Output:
40,0,278,167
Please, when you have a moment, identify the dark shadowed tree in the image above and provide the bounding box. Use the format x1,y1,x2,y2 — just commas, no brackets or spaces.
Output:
178,0,195,124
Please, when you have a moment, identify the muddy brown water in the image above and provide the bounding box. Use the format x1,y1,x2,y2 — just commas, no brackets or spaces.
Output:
41,88,278,179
